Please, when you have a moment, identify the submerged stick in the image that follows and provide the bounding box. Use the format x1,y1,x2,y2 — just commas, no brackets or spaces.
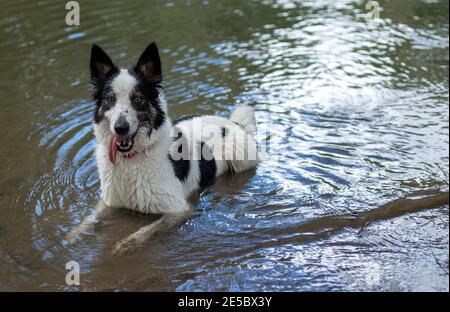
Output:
276,189,449,236
358,189,449,227
151,189,450,269
219,188,449,254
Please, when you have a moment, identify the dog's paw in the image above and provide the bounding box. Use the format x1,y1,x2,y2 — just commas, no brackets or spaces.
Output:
112,237,139,256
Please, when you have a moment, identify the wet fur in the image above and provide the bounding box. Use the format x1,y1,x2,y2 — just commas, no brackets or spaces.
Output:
69,42,261,254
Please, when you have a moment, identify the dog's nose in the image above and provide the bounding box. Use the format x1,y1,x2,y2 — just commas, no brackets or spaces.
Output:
114,116,130,136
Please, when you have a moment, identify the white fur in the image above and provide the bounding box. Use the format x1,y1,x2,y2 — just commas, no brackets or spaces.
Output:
230,106,257,134
106,69,140,135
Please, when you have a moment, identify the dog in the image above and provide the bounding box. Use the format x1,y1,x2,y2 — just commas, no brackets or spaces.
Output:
68,42,261,255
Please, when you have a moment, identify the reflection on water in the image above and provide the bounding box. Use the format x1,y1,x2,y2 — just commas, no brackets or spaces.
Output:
0,0,448,291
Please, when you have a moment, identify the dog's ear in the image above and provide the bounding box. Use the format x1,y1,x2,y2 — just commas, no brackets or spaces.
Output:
90,44,115,84
136,42,162,85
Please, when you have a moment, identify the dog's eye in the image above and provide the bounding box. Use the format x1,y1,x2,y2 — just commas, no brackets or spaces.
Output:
133,96,144,105
104,96,115,105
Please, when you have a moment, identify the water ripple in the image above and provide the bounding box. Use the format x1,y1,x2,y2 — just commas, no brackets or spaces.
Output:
0,0,448,291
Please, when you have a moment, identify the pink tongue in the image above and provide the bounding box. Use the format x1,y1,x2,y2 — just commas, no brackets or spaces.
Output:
109,136,118,165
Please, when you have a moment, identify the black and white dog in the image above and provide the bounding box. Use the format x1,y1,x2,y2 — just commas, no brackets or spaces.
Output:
69,42,261,254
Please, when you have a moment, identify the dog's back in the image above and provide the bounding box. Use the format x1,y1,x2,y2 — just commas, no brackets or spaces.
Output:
170,106,262,197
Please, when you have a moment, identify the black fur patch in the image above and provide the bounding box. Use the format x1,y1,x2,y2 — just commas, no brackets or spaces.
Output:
169,155,190,182
199,142,217,188
221,127,227,138
169,130,190,182
93,69,120,124
128,68,166,132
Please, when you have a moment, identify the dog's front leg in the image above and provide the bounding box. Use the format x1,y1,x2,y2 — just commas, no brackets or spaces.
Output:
112,212,189,255
66,200,115,243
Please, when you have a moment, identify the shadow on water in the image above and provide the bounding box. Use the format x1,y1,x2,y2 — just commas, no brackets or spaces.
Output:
221,188,450,256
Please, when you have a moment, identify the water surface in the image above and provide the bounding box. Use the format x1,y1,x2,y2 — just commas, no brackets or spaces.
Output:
0,0,448,291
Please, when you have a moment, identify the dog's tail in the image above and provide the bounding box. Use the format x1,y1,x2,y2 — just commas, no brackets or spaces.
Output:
229,106,257,135
226,106,262,173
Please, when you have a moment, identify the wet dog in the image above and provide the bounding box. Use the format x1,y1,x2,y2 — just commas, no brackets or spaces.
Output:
68,42,262,254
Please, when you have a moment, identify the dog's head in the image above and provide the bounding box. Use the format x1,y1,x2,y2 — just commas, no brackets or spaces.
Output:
90,42,168,163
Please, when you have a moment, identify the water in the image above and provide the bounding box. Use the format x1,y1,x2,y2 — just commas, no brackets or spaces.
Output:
0,0,448,291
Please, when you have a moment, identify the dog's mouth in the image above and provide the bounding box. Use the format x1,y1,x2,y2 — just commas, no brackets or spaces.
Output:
109,134,137,165
116,135,134,153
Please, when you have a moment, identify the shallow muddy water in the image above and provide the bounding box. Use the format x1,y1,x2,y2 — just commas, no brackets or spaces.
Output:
0,0,448,291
